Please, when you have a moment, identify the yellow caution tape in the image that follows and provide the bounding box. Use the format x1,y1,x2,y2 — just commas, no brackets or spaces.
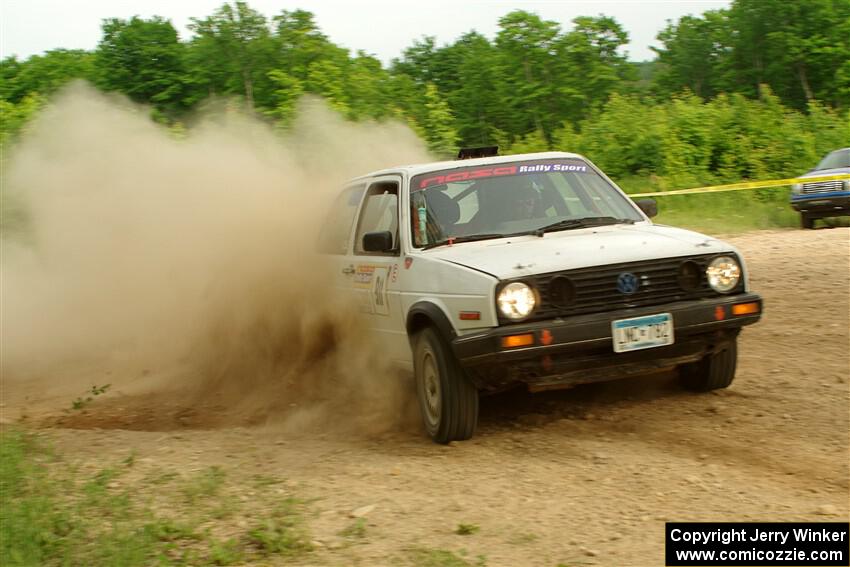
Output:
628,173,850,198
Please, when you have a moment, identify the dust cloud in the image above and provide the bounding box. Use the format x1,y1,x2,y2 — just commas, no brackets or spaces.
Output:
0,82,430,434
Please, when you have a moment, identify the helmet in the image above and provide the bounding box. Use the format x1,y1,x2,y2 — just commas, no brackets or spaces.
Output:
510,181,541,219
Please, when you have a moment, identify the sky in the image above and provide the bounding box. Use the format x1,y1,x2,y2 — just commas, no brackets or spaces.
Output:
1,0,731,64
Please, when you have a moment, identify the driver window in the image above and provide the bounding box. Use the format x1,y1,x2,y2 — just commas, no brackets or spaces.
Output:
317,184,366,254
354,180,399,255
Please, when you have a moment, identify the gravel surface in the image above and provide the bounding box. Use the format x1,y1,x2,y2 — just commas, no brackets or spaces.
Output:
6,228,849,566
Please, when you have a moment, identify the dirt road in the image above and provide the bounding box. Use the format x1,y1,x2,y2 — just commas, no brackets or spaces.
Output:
6,228,850,566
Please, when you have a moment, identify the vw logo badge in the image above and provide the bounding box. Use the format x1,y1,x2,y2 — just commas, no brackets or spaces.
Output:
616,272,639,294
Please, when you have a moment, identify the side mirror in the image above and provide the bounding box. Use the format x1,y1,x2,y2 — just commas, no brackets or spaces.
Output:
362,230,394,252
635,199,658,218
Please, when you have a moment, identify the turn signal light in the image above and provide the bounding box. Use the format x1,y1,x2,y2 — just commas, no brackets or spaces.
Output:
732,302,760,316
501,334,534,348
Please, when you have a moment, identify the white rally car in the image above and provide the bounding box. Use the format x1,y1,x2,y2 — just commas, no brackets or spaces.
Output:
319,151,763,443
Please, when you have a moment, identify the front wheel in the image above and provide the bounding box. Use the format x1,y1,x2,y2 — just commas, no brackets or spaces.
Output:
678,340,737,392
800,213,815,229
413,327,479,443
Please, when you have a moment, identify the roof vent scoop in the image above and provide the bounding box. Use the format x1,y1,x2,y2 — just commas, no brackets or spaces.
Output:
457,146,499,160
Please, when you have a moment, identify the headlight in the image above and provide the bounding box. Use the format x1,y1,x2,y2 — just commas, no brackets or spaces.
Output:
706,256,741,293
844,179,849,190
498,282,536,319
791,183,802,194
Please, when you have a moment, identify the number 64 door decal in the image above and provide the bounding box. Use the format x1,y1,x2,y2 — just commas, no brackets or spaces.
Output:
354,264,390,316
370,266,390,316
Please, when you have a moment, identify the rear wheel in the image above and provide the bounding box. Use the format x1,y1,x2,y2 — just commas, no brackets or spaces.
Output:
678,340,737,392
413,327,478,443
800,213,815,229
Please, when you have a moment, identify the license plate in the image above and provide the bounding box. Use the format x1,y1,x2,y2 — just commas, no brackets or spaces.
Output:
612,313,674,353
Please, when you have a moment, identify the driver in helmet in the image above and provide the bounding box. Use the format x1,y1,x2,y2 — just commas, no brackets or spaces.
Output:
511,182,542,220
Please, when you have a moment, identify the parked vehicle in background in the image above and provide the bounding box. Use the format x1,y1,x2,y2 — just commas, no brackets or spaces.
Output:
790,148,850,229
320,150,763,443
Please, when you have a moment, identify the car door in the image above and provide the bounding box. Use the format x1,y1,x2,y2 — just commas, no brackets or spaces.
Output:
318,182,367,296
345,175,409,364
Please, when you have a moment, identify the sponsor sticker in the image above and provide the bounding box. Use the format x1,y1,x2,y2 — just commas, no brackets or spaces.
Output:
418,165,518,189
414,160,590,190
353,265,375,286
517,163,588,173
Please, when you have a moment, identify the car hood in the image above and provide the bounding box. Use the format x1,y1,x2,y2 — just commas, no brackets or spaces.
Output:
800,166,850,179
423,223,731,279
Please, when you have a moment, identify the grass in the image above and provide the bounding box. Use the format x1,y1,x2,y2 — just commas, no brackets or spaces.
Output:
68,384,112,411
250,474,285,488
455,523,480,536
0,427,313,566
651,192,799,233
246,498,312,557
618,175,849,233
1,428,500,566
181,466,226,504
339,517,368,539
618,176,800,233
144,468,180,485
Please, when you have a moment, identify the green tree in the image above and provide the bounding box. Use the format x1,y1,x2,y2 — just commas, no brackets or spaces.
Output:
391,37,440,87
0,93,46,146
265,69,303,126
439,32,506,146
557,15,632,121
1,50,95,103
654,0,850,109
727,0,844,107
272,9,348,82
345,52,393,120
494,11,562,141
576,94,667,178
652,11,732,99
417,83,458,157
305,59,349,115
96,16,187,116
187,2,275,111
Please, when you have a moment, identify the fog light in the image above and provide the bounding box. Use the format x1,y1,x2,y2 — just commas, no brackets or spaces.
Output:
501,334,534,348
732,302,759,316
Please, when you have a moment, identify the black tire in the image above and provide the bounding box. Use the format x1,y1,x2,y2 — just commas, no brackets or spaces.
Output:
678,340,738,392
413,327,479,443
800,213,815,229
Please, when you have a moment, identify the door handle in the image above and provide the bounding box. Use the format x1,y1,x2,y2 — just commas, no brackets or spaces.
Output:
342,266,355,275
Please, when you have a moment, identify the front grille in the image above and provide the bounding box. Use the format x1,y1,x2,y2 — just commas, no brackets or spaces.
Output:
509,254,738,323
801,180,844,194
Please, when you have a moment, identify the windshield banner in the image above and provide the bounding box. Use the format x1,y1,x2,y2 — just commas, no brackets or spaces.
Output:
413,159,590,190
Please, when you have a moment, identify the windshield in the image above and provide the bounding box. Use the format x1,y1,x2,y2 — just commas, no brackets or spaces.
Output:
813,149,850,171
409,159,643,247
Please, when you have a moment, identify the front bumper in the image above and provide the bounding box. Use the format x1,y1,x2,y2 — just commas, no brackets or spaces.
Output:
452,293,762,392
790,193,850,215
